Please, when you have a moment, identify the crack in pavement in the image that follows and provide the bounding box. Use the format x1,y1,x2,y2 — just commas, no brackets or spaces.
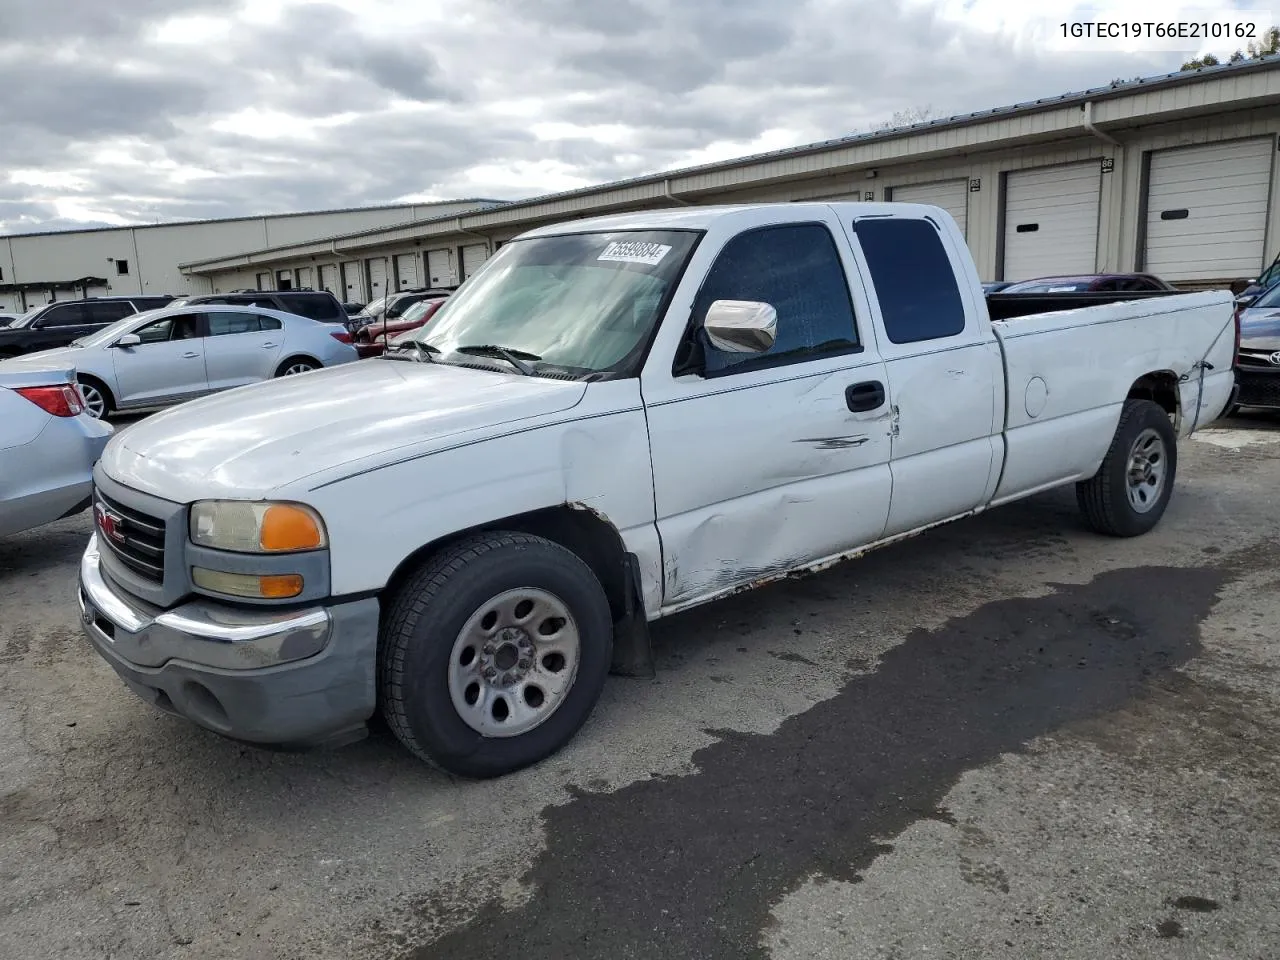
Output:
403,564,1226,960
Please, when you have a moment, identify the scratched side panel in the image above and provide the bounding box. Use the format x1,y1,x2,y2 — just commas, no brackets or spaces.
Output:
992,290,1235,501
644,359,894,608
309,381,658,597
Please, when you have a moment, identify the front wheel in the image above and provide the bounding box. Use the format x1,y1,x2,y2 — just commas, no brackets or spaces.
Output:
379,532,613,778
1076,398,1177,537
76,378,113,420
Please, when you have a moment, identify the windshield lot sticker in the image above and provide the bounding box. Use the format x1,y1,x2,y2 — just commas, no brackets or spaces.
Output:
598,241,672,266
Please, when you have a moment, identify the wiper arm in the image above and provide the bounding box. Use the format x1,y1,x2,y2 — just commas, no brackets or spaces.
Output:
382,340,439,363
453,344,540,376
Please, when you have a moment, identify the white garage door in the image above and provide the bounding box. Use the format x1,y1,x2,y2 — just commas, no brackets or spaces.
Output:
341,261,363,301
394,253,419,290
367,258,387,300
460,244,489,280
1002,162,1101,281
1144,138,1274,282
256,272,272,291
319,263,339,295
295,266,314,290
889,179,968,237
427,249,455,286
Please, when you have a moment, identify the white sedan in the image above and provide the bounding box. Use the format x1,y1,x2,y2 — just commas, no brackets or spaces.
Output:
0,303,359,418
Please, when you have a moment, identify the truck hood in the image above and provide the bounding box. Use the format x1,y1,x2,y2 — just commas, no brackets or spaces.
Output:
102,360,587,502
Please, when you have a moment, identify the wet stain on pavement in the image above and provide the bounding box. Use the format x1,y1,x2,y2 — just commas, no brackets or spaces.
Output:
406,565,1225,960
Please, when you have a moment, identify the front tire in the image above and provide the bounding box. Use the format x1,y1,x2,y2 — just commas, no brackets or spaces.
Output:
379,532,613,778
76,377,113,420
1076,398,1177,537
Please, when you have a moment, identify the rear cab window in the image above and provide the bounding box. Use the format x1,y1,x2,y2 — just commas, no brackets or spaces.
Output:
852,217,966,344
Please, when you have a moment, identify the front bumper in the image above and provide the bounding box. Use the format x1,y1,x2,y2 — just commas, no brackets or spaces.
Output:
1235,365,1280,410
78,535,379,747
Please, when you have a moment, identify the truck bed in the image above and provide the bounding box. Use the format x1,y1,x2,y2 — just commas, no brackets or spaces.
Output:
987,290,1238,506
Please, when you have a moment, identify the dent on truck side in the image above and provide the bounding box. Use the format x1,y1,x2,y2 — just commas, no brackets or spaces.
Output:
308,384,661,610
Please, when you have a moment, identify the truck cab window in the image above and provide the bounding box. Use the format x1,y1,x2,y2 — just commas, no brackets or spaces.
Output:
694,223,859,375
853,218,966,344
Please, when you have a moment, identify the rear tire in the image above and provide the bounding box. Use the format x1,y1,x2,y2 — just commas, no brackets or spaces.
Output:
379,532,613,778
76,377,113,420
275,357,318,377
1076,398,1177,537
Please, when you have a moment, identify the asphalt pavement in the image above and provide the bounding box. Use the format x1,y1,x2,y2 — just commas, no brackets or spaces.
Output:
2,413,1278,960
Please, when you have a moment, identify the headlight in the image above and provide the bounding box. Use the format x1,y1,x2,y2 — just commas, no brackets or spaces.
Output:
190,501,327,553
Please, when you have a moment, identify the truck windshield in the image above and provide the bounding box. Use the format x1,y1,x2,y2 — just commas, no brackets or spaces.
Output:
415,230,699,377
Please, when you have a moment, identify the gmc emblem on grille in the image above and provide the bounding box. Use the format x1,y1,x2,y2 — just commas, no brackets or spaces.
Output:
94,503,126,544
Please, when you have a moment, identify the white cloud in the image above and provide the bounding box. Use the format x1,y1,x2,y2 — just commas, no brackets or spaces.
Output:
0,0,1245,234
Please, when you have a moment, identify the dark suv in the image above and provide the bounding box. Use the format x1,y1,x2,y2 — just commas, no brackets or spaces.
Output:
0,296,175,358
185,290,348,326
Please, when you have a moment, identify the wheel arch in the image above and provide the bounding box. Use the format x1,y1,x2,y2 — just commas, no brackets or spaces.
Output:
380,503,652,676
76,372,116,411
275,354,322,375
1126,370,1181,427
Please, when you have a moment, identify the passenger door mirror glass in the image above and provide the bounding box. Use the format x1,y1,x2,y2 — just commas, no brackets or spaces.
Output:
703,300,778,353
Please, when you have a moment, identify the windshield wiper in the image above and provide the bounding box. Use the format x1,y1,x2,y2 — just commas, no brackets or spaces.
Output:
382,340,439,363
453,344,540,376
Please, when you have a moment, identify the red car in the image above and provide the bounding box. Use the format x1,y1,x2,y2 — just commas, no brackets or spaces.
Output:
352,296,448,358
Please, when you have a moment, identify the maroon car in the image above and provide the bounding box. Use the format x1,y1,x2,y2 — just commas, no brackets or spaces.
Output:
998,273,1174,293
352,296,449,358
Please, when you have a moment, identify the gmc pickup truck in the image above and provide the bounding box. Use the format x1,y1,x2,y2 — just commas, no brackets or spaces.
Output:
77,203,1238,778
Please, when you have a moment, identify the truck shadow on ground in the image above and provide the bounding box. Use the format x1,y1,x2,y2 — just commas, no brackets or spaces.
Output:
400,559,1228,960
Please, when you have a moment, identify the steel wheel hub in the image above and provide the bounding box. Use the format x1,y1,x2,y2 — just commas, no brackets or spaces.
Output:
447,587,580,738
1125,427,1167,514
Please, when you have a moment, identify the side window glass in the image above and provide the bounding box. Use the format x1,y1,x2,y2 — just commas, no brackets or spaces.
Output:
853,218,966,344
39,304,85,327
207,312,262,336
87,302,135,323
693,223,859,375
134,318,174,343
259,316,283,331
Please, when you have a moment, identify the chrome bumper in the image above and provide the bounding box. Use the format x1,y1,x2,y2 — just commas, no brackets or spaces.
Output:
79,533,331,670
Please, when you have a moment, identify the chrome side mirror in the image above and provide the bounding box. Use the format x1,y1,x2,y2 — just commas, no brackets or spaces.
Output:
113,333,142,348
703,299,777,353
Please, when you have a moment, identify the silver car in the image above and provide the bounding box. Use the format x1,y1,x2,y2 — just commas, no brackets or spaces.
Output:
0,303,359,418
0,363,113,537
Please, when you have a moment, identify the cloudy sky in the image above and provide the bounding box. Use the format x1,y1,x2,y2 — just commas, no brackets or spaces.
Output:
0,0,1265,234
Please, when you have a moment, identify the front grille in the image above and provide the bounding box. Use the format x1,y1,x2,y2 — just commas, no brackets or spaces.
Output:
1236,369,1280,409
95,489,167,583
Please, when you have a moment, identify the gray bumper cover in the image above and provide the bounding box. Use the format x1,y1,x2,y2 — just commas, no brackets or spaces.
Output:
78,535,379,747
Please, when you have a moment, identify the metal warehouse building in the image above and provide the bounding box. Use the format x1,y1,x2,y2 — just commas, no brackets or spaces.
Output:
182,56,1280,297
0,199,501,314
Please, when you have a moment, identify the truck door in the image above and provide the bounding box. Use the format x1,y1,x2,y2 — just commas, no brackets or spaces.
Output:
847,215,1003,536
642,215,894,610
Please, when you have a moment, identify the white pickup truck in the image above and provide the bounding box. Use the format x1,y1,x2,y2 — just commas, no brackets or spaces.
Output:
78,202,1238,777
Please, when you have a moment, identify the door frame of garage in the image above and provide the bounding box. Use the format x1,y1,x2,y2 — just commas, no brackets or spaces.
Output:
1134,134,1278,275
994,160,1103,282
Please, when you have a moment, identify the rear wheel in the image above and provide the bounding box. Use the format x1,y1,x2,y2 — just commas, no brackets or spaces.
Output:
76,377,113,419
275,358,318,377
1076,399,1177,537
379,532,613,778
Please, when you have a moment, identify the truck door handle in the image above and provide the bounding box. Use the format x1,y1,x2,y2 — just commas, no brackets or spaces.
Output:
845,380,886,412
